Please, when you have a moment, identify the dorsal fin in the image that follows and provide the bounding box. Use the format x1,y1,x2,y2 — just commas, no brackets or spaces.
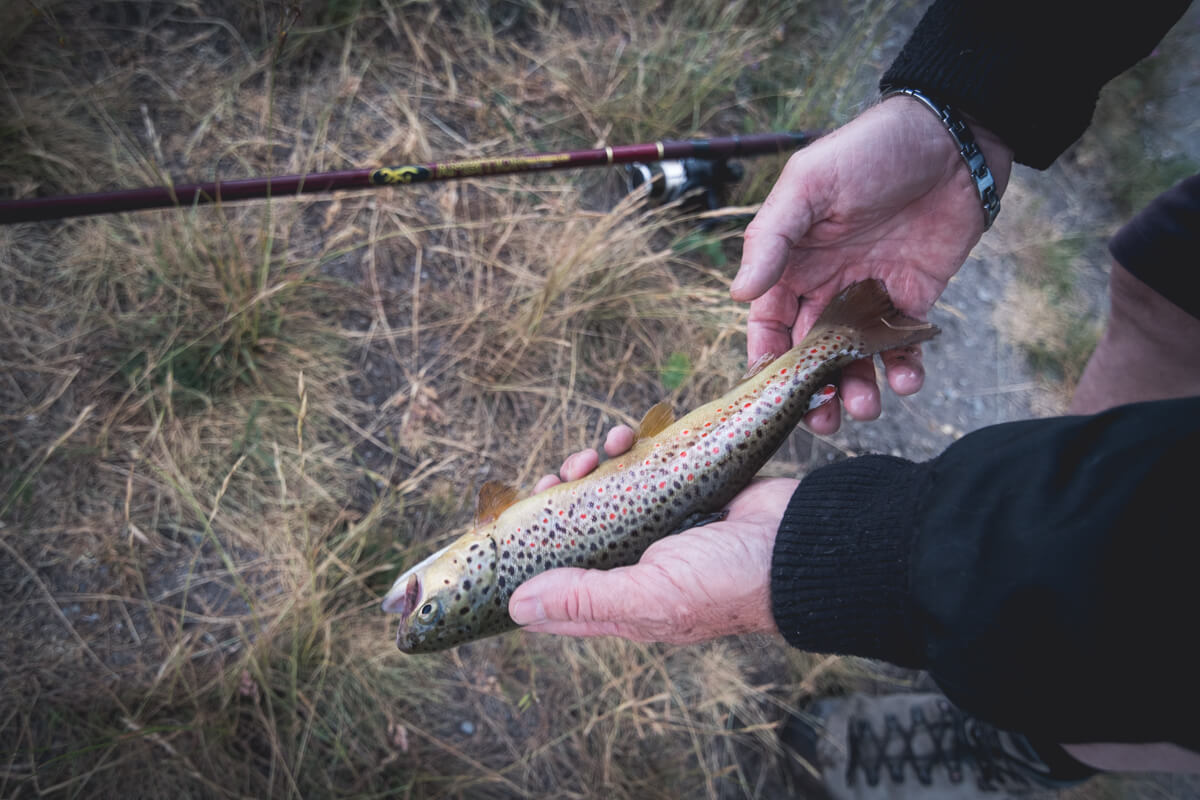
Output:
637,401,675,440
475,480,519,527
736,351,778,385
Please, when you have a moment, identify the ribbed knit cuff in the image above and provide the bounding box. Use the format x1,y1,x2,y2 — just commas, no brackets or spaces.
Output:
878,2,1096,170
770,454,932,667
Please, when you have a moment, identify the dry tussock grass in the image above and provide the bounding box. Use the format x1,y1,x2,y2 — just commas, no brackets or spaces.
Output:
2,1,907,797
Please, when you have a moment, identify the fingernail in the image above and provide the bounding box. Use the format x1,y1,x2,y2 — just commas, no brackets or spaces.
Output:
510,596,546,625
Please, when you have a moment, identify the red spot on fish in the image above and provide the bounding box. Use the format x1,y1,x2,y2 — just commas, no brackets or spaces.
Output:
811,348,818,354
704,422,711,427
728,432,735,438
610,513,616,519
625,486,633,492
744,402,752,408
775,396,782,403
636,507,642,513
836,335,842,341
659,481,667,488
673,466,679,472
645,459,652,466
570,539,576,545
558,510,565,516
580,513,588,519
556,543,562,548
712,446,719,453
597,487,604,494
705,461,711,466
618,463,624,469
682,429,689,435
701,432,708,438
529,541,536,547
679,451,687,457
686,474,694,481
543,518,549,524
779,368,787,374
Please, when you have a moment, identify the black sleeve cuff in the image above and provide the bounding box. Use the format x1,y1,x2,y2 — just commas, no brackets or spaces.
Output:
879,1,1190,170
769,454,932,667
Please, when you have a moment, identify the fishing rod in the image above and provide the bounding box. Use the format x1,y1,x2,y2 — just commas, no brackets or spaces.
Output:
0,131,819,225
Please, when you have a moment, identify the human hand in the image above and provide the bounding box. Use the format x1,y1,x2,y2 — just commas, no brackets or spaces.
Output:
734,96,1014,434
511,425,796,643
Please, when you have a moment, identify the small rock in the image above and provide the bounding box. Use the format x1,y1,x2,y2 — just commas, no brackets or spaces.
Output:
460,720,475,735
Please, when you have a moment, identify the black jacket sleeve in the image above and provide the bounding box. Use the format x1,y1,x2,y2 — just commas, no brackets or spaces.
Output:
879,1,1192,168
770,396,1200,749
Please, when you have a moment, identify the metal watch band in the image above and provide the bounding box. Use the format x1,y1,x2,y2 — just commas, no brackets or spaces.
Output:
881,87,1001,231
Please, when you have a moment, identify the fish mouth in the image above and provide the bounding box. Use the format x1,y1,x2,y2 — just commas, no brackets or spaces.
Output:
381,572,421,617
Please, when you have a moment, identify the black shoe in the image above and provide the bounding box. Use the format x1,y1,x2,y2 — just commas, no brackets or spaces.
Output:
780,692,1095,799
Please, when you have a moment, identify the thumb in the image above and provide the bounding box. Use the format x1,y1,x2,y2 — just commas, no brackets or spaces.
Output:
509,567,641,634
731,150,826,301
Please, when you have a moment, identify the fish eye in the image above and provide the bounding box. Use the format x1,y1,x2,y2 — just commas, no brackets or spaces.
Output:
417,600,439,621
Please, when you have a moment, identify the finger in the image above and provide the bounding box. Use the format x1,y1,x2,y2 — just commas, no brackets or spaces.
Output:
881,344,925,396
533,474,562,494
746,284,800,363
517,619,639,639
559,448,599,482
603,425,637,458
838,358,882,421
803,395,842,435
509,566,639,628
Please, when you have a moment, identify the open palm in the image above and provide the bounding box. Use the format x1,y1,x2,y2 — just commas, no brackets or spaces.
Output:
509,477,796,642
511,426,795,643
734,97,1013,433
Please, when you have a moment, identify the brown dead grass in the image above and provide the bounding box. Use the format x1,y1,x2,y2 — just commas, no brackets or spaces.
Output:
1,1,908,797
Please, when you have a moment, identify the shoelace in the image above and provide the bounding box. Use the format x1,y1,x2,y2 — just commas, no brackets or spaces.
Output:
845,698,1055,790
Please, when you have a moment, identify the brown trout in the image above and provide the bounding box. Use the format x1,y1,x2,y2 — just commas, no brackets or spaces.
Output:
382,280,938,653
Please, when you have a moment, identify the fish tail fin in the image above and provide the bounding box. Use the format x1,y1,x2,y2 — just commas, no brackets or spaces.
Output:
809,279,940,352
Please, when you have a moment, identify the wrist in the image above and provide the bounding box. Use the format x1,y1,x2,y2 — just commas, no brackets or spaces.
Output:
881,87,1009,230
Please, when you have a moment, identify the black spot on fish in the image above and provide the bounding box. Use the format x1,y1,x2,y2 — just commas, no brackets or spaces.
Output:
463,580,471,590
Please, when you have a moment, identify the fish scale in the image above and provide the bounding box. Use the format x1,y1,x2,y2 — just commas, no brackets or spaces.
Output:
383,280,939,653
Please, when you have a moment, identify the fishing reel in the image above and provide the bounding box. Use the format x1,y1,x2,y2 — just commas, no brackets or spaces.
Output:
624,157,745,213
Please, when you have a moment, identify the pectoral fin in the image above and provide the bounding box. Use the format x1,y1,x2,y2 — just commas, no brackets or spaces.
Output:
475,480,519,527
